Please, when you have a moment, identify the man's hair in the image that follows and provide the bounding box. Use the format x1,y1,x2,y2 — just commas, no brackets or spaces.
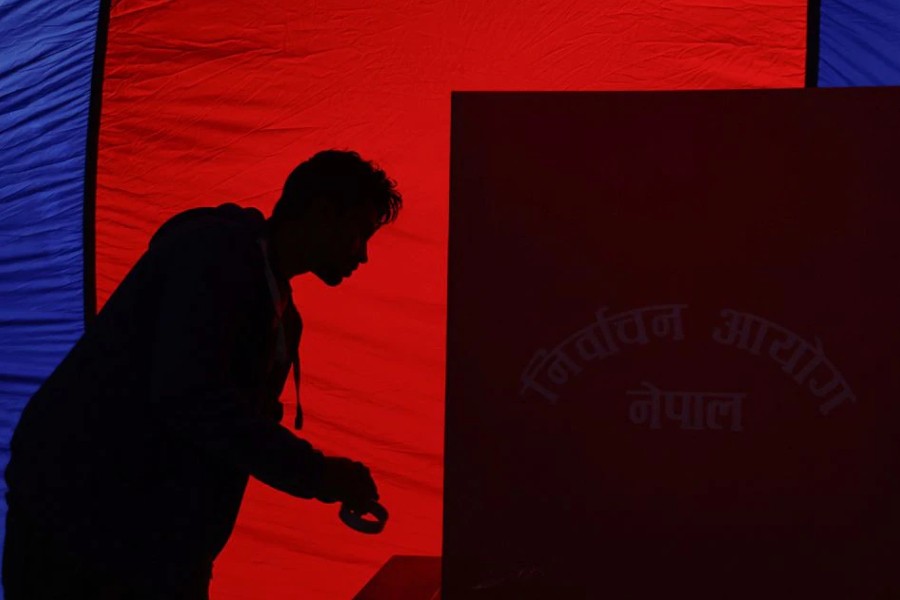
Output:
272,149,402,226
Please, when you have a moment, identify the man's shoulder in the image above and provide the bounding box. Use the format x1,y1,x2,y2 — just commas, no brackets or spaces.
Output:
150,203,266,253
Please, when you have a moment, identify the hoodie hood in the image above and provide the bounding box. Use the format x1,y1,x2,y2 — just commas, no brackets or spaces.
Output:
149,203,267,248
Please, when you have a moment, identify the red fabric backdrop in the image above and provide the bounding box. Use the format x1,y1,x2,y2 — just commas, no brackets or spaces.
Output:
95,1,806,597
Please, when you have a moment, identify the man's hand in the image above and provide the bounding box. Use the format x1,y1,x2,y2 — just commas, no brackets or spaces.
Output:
316,456,379,509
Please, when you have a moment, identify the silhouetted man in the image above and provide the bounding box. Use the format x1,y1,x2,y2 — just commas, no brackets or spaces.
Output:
3,149,402,599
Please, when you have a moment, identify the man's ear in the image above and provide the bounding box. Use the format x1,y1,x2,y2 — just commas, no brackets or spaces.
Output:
308,195,339,221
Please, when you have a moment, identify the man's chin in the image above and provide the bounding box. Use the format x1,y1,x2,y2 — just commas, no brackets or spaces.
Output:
317,272,345,287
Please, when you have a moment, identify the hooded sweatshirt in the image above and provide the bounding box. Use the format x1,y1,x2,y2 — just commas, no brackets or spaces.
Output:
6,203,325,592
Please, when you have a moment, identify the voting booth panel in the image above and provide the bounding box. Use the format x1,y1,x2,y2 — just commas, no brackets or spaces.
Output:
444,88,900,598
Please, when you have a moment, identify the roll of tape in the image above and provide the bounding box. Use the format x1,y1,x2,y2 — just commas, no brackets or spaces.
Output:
339,500,389,534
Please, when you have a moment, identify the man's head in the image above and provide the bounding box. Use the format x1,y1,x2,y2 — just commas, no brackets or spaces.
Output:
268,149,402,285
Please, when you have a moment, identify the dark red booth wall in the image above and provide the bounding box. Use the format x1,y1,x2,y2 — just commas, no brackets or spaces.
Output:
95,2,806,598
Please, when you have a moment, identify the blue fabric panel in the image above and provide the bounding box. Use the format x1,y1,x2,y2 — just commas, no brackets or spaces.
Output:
819,0,900,86
0,0,101,585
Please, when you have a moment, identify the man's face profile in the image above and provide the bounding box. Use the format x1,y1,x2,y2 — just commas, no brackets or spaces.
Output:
305,198,380,287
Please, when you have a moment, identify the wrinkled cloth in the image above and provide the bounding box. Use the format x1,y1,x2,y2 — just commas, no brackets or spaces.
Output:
5,203,325,596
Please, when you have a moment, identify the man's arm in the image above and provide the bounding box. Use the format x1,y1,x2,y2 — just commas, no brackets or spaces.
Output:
147,223,325,498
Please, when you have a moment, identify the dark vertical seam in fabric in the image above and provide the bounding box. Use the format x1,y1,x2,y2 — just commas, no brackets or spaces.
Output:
84,0,112,326
806,0,822,87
